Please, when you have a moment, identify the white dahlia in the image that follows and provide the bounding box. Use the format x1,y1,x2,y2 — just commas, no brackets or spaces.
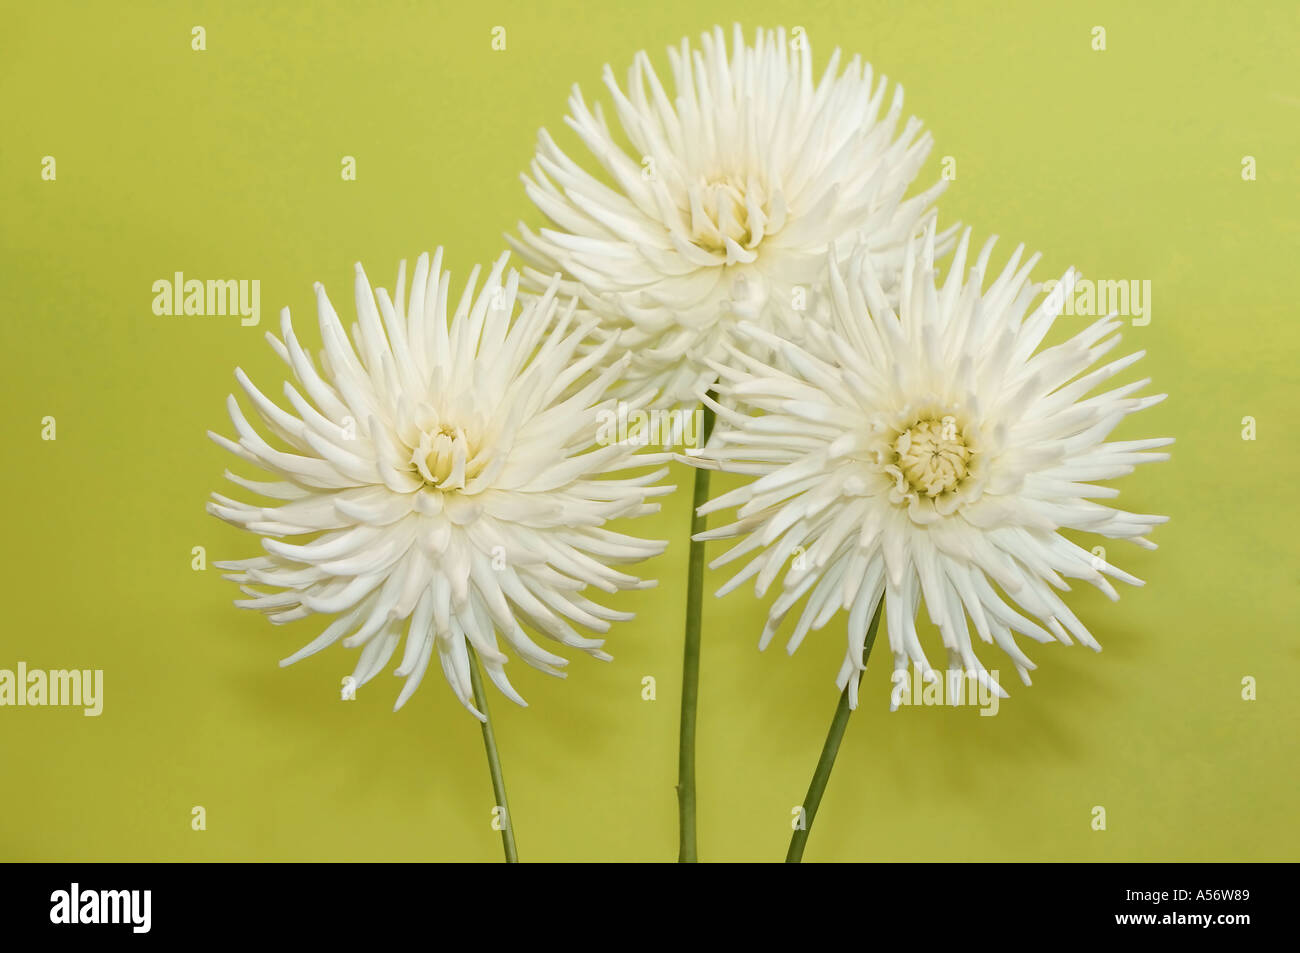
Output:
693,226,1171,707
207,251,671,718
511,24,948,404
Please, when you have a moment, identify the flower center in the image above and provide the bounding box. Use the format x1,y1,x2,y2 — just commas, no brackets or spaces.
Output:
410,424,482,490
893,417,971,497
688,175,763,252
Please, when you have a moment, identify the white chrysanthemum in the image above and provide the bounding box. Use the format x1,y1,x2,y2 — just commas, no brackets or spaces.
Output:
511,24,947,405
693,226,1172,708
207,251,672,718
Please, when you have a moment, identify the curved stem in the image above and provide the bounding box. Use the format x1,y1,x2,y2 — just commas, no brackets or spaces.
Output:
467,644,518,863
786,598,884,863
676,399,716,863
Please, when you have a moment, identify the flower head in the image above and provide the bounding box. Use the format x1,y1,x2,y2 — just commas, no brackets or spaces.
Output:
208,251,671,718
511,24,947,404
694,226,1171,707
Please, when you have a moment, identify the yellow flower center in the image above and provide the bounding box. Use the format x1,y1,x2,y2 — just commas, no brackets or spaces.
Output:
410,424,482,490
688,175,763,252
894,417,972,497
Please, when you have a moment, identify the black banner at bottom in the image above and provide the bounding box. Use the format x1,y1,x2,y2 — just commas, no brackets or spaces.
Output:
0,861,1278,940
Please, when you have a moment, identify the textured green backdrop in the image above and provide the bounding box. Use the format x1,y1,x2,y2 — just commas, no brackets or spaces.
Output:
1,0,1296,862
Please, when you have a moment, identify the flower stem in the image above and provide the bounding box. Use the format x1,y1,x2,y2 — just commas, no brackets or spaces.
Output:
785,598,884,863
676,398,716,863
467,644,518,863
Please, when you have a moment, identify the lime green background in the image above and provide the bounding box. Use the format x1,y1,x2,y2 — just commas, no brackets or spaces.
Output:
2,1,1296,862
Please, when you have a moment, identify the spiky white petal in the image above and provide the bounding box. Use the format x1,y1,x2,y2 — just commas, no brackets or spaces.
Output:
693,225,1171,708
208,250,671,718
511,24,948,405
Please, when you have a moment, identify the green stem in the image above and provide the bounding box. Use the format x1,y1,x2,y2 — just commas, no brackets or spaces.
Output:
785,598,884,863
676,398,716,863
467,644,517,863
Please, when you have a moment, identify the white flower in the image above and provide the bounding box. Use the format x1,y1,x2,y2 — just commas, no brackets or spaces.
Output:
511,24,947,405
693,226,1171,708
207,251,672,718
